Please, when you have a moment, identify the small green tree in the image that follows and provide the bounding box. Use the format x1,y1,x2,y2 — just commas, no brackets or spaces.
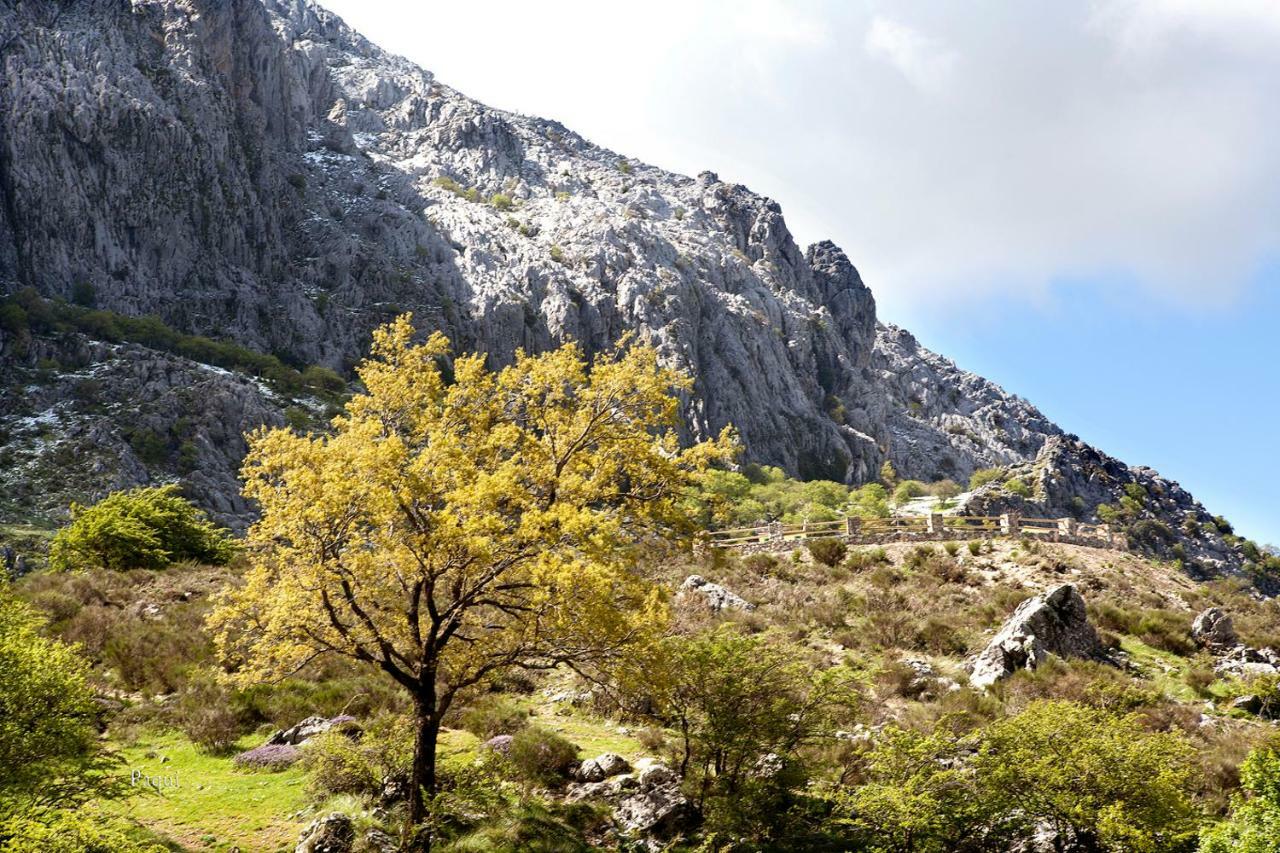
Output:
0,588,136,848
829,725,997,852
975,700,1199,852
49,485,235,571
638,626,861,840
1200,739,1280,853
969,468,1004,490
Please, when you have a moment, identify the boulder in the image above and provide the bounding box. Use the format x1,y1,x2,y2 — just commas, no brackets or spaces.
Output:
268,715,359,746
1192,608,1238,649
679,575,753,612
575,753,630,783
970,585,1104,689
1230,694,1263,715
614,762,692,838
296,813,354,853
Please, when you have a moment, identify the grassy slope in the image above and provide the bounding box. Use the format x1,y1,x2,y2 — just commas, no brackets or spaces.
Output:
49,538,1277,847
106,732,310,853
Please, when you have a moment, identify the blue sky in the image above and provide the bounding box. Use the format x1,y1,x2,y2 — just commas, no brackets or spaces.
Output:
322,0,1280,545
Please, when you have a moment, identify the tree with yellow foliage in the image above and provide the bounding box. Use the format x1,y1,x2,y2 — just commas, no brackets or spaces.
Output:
209,316,731,843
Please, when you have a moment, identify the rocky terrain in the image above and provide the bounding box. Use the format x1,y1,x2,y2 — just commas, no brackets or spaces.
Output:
0,0,1250,569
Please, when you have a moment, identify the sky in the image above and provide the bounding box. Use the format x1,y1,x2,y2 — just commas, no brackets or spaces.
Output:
321,0,1280,545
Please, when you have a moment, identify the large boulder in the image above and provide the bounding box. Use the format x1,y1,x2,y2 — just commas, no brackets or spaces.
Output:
679,575,753,612
1192,608,1239,649
614,762,692,838
296,813,354,853
268,715,358,746
575,753,630,783
970,585,1104,689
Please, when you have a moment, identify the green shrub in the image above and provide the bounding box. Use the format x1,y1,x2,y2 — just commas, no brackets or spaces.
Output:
1201,739,1280,852
892,480,927,505
967,540,983,557
969,468,1004,490
807,538,848,568
458,695,529,740
49,485,236,572
506,726,578,787
1003,478,1032,498
846,547,890,572
304,713,414,799
489,193,514,211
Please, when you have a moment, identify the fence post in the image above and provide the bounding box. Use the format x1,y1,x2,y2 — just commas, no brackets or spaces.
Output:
845,516,861,538
769,521,783,541
1000,513,1021,537
927,513,945,535
1057,518,1076,541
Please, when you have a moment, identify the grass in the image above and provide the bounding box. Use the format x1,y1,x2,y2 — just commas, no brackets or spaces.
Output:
1117,635,1231,705
103,731,310,852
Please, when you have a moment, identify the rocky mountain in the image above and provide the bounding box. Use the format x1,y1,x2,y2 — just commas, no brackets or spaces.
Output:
0,0,1249,571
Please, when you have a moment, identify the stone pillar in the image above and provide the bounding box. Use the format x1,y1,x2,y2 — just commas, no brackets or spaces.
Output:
1058,518,1077,540
1000,513,1021,537
769,521,783,541
845,516,862,537
927,513,945,535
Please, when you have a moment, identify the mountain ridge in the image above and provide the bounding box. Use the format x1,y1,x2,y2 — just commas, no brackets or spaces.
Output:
0,0,1247,572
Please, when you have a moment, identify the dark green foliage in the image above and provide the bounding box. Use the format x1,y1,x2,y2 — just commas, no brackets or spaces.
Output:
1201,739,1280,852
833,700,1199,852
0,291,347,398
304,713,415,799
507,727,578,787
807,538,848,568
49,485,236,572
457,695,530,740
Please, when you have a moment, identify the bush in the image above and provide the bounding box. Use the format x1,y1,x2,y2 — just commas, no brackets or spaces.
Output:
304,714,414,799
170,674,247,753
967,539,983,556
49,485,235,571
1003,477,1032,498
507,726,578,787
1201,739,1280,852
969,468,1004,490
845,547,889,572
892,480,927,505
807,538,848,568
458,695,529,740
0,588,101,803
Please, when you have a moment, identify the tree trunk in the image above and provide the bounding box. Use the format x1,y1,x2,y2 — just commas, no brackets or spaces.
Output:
408,691,441,849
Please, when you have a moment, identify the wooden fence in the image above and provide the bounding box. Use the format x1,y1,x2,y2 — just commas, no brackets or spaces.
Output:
705,513,1122,551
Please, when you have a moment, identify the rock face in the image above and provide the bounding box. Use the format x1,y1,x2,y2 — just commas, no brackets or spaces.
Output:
0,0,1247,572
961,436,1244,573
1192,608,1239,650
970,585,1104,689
678,575,753,612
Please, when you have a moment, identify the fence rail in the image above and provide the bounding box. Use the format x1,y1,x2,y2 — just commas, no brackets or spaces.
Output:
705,513,1123,551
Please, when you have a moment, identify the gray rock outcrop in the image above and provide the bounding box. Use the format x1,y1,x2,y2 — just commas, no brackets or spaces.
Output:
268,714,357,746
295,813,354,853
678,575,753,612
575,753,630,783
970,585,1104,689
1192,608,1238,649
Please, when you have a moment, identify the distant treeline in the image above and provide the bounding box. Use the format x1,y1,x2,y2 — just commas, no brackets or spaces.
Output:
0,288,346,399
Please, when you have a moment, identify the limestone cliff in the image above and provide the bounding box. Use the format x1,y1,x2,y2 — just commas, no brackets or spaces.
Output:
0,0,1250,570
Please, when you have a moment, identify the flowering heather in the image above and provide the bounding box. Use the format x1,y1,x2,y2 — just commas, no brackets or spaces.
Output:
233,743,301,771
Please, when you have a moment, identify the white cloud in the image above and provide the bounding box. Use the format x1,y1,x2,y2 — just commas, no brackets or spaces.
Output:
864,16,957,94
319,1,1280,321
